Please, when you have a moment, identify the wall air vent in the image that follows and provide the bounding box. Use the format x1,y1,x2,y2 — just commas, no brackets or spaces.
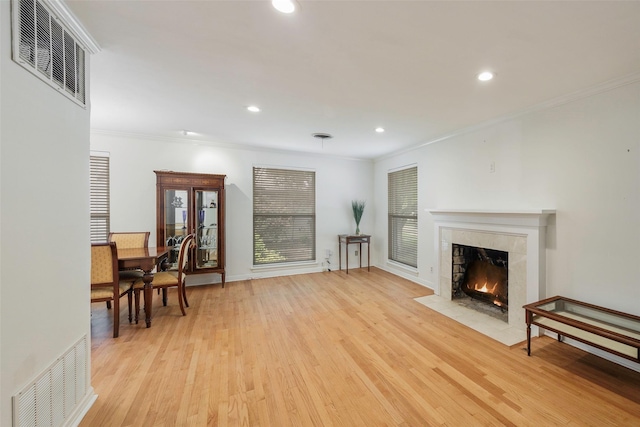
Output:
11,0,97,107
12,335,89,427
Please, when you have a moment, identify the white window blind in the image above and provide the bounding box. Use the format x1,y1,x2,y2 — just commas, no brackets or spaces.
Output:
253,167,316,265
388,166,418,267
90,155,110,243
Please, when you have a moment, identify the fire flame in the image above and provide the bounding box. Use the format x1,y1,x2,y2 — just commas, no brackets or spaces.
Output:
472,282,506,307
474,281,499,294
473,282,506,307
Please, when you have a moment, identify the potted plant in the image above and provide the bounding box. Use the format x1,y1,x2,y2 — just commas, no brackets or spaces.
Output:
351,200,366,235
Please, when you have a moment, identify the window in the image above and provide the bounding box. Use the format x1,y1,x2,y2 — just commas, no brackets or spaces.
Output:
90,154,110,242
253,167,316,265
388,166,418,267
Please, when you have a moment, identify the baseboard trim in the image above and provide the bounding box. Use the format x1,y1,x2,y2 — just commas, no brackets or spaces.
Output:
62,388,97,427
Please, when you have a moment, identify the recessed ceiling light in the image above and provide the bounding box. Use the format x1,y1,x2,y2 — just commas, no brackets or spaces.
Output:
247,105,260,113
182,130,197,136
272,0,295,14
375,127,385,133
477,71,495,81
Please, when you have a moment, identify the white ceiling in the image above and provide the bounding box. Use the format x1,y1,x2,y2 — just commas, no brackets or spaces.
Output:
66,0,640,160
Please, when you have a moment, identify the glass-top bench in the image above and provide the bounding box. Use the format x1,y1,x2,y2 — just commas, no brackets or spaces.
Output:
524,296,640,363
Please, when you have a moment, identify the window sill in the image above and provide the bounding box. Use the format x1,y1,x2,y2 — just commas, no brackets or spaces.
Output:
387,260,418,275
251,261,318,272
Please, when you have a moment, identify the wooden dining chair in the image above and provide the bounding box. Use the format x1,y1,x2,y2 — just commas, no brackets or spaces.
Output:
107,232,150,307
132,234,194,322
108,231,150,249
91,242,134,338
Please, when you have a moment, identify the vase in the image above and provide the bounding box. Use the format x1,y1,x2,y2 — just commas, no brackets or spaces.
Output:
355,225,360,235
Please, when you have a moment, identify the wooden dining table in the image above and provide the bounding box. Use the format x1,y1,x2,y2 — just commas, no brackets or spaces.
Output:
117,246,170,328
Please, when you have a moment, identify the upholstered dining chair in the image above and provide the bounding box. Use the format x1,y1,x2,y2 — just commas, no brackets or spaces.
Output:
107,231,150,306
132,234,194,322
91,242,134,338
108,231,150,250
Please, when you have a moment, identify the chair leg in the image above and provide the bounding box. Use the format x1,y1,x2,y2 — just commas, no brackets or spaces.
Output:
127,290,133,323
106,300,112,309
183,284,189,308
134,289,140,324
113,297,120,338
162,288,168,306
177,284,186,316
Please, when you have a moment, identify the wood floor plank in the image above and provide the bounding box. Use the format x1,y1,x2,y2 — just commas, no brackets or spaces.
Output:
84,268,640,426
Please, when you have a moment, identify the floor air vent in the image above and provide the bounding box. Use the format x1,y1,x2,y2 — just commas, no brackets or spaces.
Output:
12,335,88,427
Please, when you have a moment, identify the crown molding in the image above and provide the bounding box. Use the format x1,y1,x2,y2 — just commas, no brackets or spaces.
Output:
47,0,101,54
376,71,640,162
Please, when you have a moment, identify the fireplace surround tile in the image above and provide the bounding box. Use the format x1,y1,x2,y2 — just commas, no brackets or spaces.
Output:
414,295,527,346
446,228,527,328
429,209,555,339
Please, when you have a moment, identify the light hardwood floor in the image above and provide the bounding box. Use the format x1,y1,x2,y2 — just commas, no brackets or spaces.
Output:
84,268,640,426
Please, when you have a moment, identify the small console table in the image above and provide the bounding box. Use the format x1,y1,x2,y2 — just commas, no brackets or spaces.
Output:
338,234,371,274
524,296,640,364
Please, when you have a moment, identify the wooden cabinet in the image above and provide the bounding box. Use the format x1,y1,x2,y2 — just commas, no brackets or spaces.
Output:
155,171,226,286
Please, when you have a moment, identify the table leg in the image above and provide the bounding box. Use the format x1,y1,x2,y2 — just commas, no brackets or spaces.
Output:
338,238,342,271
367,241,370,272
142,270,154,328
346,243,349,274
359,242,362,269
158,254,169,306
525,310,532,356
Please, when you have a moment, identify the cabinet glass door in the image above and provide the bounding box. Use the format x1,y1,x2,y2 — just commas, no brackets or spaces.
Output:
195,190,218,269
164,189,189,269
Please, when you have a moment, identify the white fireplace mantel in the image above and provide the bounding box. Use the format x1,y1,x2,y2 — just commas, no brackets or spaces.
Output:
428,208,556,333
428,209,556,228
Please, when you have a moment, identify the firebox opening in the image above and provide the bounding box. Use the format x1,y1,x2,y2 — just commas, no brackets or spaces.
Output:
452,244,508,322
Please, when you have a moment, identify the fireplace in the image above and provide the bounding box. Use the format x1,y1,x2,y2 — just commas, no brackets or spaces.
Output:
429,209,555,335
452,244,508,310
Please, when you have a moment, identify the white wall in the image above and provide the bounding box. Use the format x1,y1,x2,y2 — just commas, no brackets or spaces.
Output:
93,80,640,318
90,133,374,281
374,81,640,316
0,1,93,424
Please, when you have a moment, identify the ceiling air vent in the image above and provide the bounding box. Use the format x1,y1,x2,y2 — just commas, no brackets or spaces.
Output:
11,0,92,107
